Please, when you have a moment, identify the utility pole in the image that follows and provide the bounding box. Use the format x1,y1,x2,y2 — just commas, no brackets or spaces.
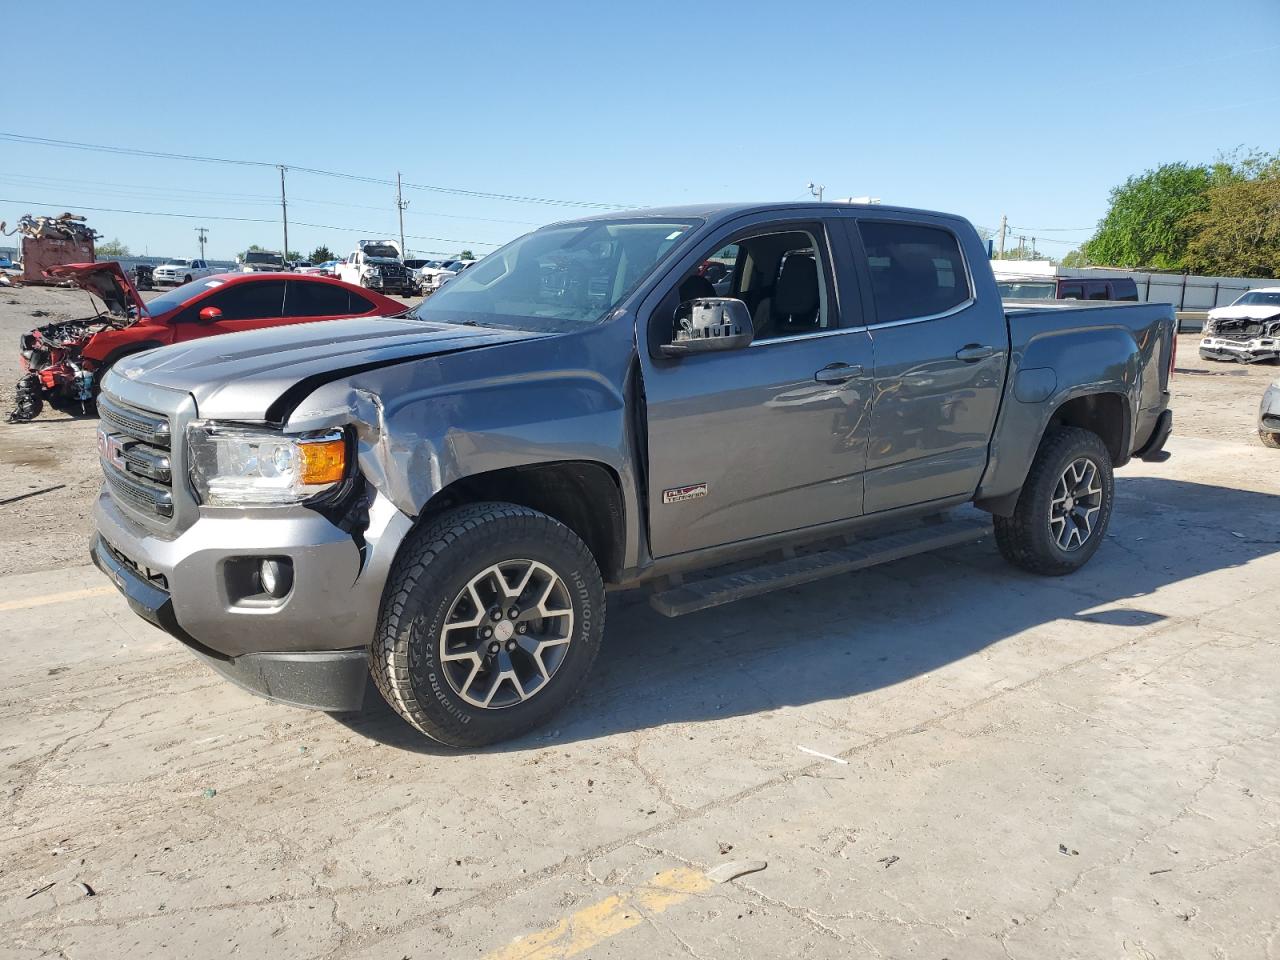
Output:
396,171,409,258
1031,236,1037,259
997,214,1007,259
807,182,825,202
277,165,289,262
195,227,208,260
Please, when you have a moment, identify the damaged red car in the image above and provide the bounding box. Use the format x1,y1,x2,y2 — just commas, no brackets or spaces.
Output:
10,263,406,420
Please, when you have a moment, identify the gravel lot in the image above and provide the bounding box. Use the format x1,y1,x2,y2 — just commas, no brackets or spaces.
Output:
0,285,1277,958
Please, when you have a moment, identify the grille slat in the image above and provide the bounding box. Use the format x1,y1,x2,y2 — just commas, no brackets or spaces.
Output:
99,393,175,522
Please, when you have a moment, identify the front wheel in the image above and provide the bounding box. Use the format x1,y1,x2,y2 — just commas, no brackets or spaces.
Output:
1260,429,1280,449
370,502,605,747
184,274,192,284
995,427,1115,576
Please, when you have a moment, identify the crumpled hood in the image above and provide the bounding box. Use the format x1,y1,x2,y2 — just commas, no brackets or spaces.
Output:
1207,305,1280,322
114,316,549,421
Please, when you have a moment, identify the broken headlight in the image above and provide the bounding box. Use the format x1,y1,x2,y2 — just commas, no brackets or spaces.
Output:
186,423,348,506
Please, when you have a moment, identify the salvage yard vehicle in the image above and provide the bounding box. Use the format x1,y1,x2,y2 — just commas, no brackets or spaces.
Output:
995,275,1139,302
9,264,405,421
90,202,1175,747
1199,288,1280,363
153,258,217,286
1260,378,1280,448
238,250,286,273
336,239,414,296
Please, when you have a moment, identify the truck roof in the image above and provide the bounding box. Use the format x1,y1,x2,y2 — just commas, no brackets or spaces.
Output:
551,201,970,228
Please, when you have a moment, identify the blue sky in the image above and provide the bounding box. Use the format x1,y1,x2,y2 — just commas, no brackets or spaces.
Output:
4,0,1278,261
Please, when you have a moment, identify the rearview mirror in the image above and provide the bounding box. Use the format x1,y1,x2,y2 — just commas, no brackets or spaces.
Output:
198,306,223,323
660,298,754,357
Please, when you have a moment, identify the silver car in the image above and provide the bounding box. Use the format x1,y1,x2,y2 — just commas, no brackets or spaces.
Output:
1261,379,1280,448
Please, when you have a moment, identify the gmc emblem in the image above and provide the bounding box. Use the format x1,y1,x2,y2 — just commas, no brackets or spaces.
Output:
98,429,128,472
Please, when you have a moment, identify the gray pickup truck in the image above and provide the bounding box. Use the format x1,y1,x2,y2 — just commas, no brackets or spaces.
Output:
91,202,1175,747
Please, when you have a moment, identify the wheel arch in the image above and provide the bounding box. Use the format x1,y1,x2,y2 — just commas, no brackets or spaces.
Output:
977,389,1131,517
415,460,626,582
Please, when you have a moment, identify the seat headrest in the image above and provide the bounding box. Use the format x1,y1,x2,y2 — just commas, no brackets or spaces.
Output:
775,254,818,315
678,275,717,303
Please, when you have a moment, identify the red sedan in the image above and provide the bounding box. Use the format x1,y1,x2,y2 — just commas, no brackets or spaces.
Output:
10,263,406,420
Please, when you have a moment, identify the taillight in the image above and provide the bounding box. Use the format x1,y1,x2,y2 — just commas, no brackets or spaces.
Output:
1170,327,1177,379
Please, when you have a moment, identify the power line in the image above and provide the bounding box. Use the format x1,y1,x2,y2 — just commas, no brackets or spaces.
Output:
0,197,500,247
0,131,626,209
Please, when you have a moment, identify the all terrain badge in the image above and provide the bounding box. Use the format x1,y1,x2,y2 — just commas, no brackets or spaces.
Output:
663,482,708,504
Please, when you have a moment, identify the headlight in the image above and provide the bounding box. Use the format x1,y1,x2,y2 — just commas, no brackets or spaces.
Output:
186,423,348,506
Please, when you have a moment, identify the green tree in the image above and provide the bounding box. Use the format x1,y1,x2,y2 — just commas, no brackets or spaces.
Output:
309,245,336,263
97,238,130,257
1183,172,1280,278
458,249,475,260
1084,162,1212,269
999,244,1050,261
1060,248,1089,268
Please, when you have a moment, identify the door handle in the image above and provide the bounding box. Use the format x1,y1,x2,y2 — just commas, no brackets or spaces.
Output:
814,362,864,383
955,344,996,362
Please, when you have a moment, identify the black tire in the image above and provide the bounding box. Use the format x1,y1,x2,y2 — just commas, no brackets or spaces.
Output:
994,427,1115,576
184,274,193,284
1260,429,1280,449
370,502,605,747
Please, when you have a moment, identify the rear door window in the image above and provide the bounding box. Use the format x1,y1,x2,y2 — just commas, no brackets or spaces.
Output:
1058,282,1084,299
857,221,970,324
1085,282,1110,300
286,280,374,317
212,280,287,320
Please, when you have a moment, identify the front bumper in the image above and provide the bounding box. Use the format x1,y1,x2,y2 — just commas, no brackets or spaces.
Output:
1199,336,1280,363
93,532,368,710
91,484,413,707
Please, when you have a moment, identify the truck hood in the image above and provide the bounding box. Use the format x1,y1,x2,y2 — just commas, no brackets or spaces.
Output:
1207,305,1280,322
44,262,148,319
113,315,550,421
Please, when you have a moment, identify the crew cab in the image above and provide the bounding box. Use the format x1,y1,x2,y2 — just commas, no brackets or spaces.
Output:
336,240,414,296
153,258,217,286
9,264,405,420
90,202,1175,748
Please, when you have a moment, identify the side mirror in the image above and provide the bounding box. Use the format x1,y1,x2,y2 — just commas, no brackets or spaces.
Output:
198,306,223,323
660,298,754,357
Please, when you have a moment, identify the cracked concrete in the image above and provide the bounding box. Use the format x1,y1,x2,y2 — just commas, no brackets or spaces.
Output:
1,330,1279,957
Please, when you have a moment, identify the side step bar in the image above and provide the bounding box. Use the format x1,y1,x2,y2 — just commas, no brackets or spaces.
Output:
648,514,993,618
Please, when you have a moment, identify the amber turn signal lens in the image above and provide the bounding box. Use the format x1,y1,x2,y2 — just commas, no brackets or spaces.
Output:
298,438,346,485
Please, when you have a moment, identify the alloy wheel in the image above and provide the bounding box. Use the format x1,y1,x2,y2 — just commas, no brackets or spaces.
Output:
439,560,574,709
1048,457,1103,551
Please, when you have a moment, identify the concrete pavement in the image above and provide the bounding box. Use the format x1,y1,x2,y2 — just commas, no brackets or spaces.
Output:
1,435,1277,959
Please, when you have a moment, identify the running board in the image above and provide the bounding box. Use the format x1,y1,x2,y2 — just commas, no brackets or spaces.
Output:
648,514,993,618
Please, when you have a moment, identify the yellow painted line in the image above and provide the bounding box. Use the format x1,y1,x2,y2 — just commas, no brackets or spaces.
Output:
484,867,714,960
0,585,117,613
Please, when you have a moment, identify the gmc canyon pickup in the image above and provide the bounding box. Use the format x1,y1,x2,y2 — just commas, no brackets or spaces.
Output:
91,202,1175,747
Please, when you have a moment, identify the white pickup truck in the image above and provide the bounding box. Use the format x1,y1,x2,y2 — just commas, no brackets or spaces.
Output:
152,258,217,286
335,240,414,297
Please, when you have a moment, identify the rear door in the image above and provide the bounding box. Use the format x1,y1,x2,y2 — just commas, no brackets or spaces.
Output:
640,215,875,557
169,279,289,341
843,215,1008,514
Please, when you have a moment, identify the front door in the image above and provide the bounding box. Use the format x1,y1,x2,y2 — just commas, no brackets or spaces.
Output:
170,279,290,342
641,220,875,558
844,217,1008,514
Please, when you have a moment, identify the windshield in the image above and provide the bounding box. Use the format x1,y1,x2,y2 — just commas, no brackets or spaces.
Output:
409,218,697,332
244,251,282,264
996,280,1056,299
163,259,192,267
144,277,227,313
362,244,400,260
1232,291,1280,307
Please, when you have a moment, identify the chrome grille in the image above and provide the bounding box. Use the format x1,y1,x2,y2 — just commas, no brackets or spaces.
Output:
98,394,175,520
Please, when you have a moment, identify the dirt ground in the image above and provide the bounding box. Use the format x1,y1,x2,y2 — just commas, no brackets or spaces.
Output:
1,286,1278,959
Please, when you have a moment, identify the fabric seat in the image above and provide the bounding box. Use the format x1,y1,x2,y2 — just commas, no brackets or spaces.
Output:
752,254,819,338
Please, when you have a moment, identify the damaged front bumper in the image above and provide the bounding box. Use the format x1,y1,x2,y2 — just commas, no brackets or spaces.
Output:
1199,335,1280,363
91,484,413,712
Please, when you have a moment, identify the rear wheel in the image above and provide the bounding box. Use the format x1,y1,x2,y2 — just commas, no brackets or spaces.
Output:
1260,429,1280,449
370,502,605,747
995,427,1115,576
